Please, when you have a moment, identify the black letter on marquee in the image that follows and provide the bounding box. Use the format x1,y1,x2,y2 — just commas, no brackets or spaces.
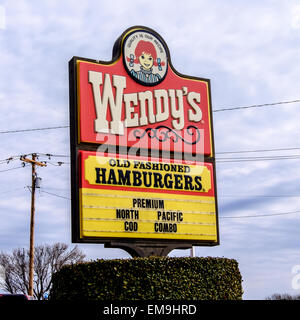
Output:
132,171,142,186
118,169,132,186
194,176,202,191
95,168,106,184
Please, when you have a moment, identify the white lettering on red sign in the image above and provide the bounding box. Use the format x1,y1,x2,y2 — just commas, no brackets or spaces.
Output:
88,71,203,135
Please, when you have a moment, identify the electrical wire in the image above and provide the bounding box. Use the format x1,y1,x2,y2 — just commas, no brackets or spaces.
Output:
40,189,71,200
220,209,300,219
219,195,300,198
36,150,300,163
40,147,300,158
0,165,30,173
36,153,70,158
40,187,300,220
213,99,300,112
0,155,30,164
0,98,298,135
22,182,300,220
0,153,70,168
216,147,300,155
0,125,69,134
0,187,26,196
46,161,70,166
1,151,300,167
215,154,300,162
2,147,299,161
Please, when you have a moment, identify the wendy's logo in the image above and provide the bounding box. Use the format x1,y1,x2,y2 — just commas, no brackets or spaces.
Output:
123,29,168,86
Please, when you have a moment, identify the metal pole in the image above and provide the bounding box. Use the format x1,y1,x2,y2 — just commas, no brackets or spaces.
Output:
28,153,36,297
190,246,195,257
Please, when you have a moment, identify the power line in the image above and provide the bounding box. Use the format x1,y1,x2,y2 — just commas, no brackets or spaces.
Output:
2,147,299,161
34,150,300,163
217,154,300,160
220,209,300,219
0,187,26,196
39,189,300,219
38,189,300,200
37,153,70,158
216,158,300,163
0,165,30,173
0,125,69,134
0,154,30,164
216,147,300,155
0,158,18,165
216,154,300,162
0,153,70,162
39,187,300,221
213,99,300,112
0,153,70,168
46,161,70,166
1,147,300,172
40,189,71,200
219,195,300,198
42,147,300,158
34,190,300,219
0,98,298,135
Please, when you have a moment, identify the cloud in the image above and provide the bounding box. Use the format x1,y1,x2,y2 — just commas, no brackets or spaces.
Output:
0,0,300,299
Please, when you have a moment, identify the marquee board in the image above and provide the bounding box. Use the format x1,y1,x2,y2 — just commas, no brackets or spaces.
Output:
77,151,218,244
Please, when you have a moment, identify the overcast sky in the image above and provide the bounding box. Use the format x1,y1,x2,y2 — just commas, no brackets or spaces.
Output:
1,0,300,300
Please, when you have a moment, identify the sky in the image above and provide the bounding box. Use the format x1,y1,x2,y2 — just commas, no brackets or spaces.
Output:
0,0,300,300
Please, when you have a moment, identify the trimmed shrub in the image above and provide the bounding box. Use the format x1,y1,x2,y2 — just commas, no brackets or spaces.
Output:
50,257,243,300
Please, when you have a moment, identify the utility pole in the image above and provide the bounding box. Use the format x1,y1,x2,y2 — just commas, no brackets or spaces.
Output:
20,154,46,297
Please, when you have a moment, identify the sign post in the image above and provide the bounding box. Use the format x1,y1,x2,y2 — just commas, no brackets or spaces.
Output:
69,26,219,257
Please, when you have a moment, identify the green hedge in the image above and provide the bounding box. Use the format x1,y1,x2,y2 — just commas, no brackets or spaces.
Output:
50,257,243,300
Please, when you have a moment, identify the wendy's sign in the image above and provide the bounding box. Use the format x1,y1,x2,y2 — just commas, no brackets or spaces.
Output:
69,26,219,248
71,26,214,156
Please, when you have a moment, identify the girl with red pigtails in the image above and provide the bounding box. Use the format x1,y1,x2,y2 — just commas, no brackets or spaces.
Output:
127,40,166,84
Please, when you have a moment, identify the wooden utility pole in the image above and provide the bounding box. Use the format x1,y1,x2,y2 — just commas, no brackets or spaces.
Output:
21,154,46,297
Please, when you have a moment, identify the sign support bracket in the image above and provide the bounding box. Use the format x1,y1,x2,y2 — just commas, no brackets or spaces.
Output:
105,241,192,257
